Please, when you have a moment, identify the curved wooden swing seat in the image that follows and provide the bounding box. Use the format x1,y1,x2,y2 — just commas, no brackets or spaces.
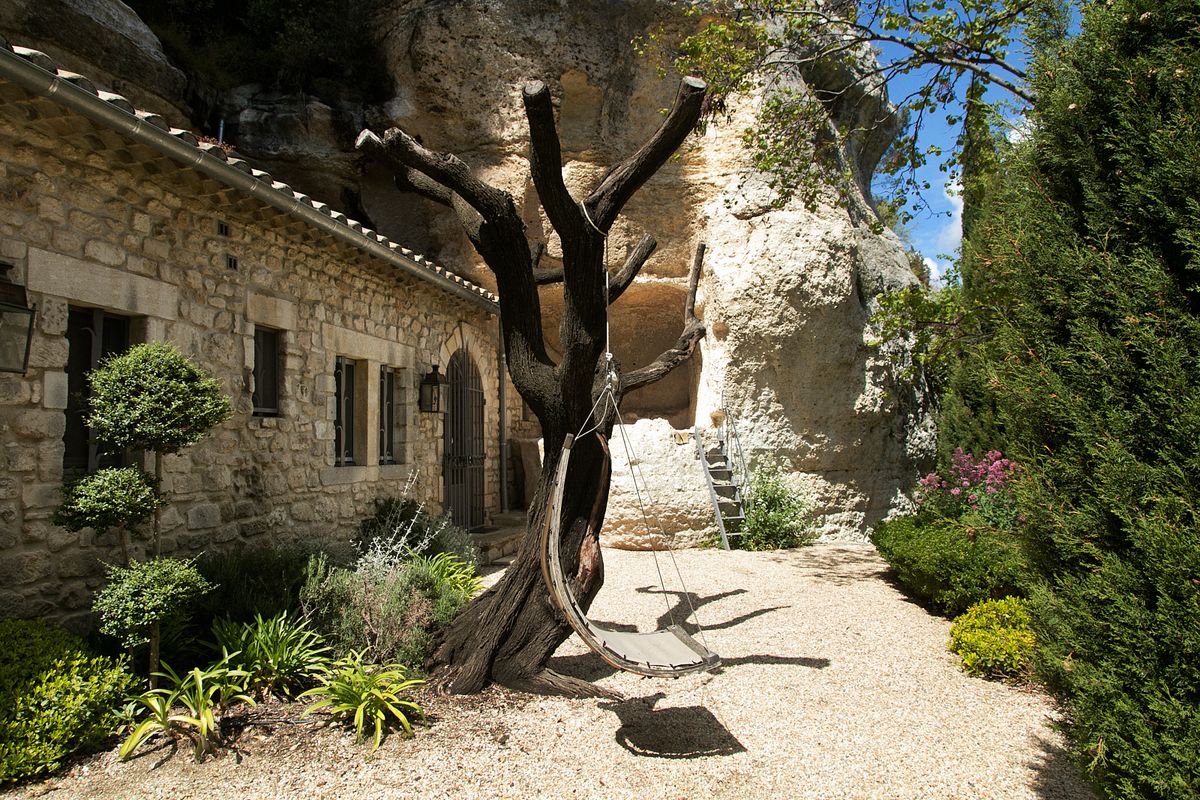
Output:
539,433,721,678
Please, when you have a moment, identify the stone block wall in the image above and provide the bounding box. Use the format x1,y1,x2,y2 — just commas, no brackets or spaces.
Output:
0,87,511,628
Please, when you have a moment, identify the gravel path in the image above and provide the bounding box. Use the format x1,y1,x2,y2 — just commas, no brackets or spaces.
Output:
8,545,1094,800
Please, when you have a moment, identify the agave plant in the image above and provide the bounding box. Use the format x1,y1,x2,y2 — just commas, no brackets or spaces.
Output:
212,611,331,699
120,655,254,761
300,650,425,753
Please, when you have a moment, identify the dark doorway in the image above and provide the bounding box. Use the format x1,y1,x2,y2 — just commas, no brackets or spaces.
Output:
443,348,485,530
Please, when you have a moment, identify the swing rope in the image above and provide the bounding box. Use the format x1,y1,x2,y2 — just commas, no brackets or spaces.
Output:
570,201,710,648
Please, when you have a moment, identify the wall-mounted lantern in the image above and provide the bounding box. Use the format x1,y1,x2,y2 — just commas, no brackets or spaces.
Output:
0,263,35,375
419,365,449,413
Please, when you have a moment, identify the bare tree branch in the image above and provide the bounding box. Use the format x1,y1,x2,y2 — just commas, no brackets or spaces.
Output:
524,81,585,238
623,242,706,392
357,127,557,407
608,233,656,305
531,233,657,302
587,77,707,230
355,128,513,220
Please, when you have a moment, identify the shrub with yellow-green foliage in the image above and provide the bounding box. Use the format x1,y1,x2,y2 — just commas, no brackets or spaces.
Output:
949,597,1035,679
0,619,134,783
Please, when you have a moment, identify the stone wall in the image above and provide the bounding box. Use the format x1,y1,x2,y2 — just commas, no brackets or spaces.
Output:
0,81,509,628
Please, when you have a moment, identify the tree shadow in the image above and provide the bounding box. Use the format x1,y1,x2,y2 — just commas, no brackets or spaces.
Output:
775,545,892,586
598,692,746,759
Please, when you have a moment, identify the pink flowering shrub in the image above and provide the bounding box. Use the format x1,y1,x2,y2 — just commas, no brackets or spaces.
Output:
917,449,1022,528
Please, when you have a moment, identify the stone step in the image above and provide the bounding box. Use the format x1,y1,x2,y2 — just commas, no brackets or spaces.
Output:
471,525,523,565
713,483,740,499
489,510,528,528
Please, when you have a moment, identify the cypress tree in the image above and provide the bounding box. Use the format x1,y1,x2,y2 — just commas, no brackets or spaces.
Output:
951,1,1200,795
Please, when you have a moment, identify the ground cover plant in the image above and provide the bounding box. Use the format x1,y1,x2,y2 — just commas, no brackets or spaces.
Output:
300,650,425,754
119,655,255,762
212,612,330,700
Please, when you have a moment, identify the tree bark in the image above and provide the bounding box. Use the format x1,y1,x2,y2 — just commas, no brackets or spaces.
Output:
357,76,707,695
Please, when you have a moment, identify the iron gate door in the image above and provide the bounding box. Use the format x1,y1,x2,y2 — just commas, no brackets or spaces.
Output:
444,349,485,530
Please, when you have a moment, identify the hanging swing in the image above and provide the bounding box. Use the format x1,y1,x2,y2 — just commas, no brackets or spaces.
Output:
537,203,719,678
538,425,720,678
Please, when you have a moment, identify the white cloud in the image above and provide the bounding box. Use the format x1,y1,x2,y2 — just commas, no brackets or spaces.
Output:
922,256,942,283
935,180,964,255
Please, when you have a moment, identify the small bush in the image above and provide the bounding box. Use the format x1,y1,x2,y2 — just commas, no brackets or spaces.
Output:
0,620,134,783
195,545,312,624
300,550,480,667
872,514,1037,616
918,448,1022,529
949,597,1036,679
739,465,814,550
353,496,477,566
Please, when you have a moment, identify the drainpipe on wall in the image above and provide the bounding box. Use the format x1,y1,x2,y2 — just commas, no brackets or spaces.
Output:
498,319,509,513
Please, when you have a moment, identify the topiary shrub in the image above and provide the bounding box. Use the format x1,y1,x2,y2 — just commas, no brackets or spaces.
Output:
93,557,214,686
872,514,1037,617
0,619,134,783
86,342,230,554
87,342,230,457
949,597,1036,679
55,466,159,564
738,465,814,550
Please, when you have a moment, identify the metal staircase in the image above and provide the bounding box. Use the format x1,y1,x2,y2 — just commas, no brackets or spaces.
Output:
696,411,750,550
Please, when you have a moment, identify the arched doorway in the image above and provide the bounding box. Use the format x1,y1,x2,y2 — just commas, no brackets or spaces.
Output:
443,348,485,530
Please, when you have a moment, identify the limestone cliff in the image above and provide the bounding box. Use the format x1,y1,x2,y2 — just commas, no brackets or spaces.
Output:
0,0,933,541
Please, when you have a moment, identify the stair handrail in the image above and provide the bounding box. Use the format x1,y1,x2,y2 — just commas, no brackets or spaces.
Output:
694,426,732,550
722,409,750,505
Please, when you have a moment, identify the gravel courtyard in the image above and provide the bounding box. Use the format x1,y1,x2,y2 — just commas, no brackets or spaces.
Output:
7,545,1095,800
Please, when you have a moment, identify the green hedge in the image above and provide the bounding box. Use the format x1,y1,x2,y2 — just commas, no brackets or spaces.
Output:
0,619,134,783
872,514,1037,617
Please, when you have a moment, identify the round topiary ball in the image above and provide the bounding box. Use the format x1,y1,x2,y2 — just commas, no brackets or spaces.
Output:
86,342,231,455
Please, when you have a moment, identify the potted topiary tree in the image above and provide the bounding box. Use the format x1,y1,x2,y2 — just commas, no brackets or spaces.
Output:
85,342,231,555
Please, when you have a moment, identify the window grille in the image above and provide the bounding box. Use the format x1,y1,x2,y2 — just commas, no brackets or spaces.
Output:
334,357,356,465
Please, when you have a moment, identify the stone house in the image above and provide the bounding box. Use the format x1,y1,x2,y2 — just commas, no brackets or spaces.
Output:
0,40,528,627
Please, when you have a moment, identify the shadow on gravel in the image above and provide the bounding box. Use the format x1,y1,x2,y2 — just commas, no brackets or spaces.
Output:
1029,732,1097,799
634,586,789,635
779,545,891,586
599,692,746,759
711,654,830,670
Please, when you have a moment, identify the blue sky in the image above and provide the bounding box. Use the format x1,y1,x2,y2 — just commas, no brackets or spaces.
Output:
867,18,1041,287
870,58,969,287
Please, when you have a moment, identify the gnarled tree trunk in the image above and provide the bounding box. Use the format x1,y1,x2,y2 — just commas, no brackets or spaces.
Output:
357,76,707,695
